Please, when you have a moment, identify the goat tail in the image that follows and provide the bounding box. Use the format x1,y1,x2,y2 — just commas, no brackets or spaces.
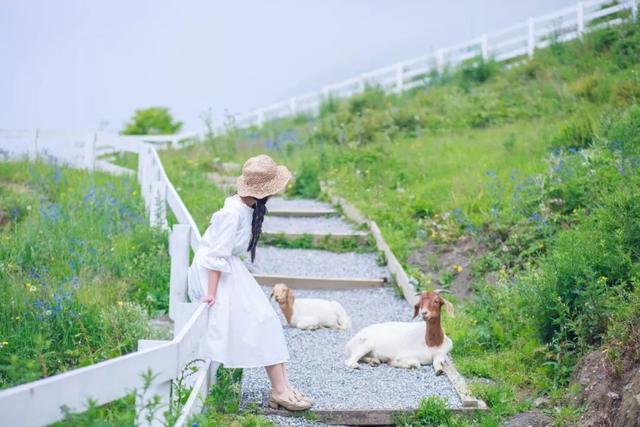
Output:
334,302,352,330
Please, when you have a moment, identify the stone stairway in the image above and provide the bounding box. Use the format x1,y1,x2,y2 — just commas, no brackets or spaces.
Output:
240,197,467,426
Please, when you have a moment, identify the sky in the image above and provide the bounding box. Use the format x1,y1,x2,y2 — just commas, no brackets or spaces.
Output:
0,0,576,132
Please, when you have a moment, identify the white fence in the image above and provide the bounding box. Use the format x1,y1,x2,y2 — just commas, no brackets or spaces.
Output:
230,0,638,129
0,136,214,426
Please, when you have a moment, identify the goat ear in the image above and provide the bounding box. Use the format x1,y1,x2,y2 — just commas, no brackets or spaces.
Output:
413,302,420,319
442,298,455,318
286,288,294,305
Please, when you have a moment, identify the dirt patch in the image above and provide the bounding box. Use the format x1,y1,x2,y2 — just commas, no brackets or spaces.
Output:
504,411,553,427
570,350,640,427
407,235,485,300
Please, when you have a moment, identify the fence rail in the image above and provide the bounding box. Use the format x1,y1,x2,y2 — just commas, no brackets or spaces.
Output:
224,0,637,131
0,135,213,426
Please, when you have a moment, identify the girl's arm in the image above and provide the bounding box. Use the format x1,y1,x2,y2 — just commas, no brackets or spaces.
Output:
202,269,221,305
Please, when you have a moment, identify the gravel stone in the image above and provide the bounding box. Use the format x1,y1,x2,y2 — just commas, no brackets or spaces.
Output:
246,247,388,279
262,216,365,235
267,197,335,212
241,287,462,412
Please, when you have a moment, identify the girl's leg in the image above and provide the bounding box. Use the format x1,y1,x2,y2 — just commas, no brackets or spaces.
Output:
265,363,290,397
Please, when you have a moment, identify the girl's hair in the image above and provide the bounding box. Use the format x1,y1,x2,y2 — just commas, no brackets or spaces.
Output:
247,196,269,262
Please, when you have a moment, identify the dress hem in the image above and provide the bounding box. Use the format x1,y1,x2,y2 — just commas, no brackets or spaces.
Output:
210,357,290,369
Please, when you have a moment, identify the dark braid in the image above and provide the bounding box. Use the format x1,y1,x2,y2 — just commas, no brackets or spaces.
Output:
247,196,269,262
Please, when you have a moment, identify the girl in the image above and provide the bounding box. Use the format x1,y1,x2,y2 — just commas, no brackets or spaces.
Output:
187,154,313,411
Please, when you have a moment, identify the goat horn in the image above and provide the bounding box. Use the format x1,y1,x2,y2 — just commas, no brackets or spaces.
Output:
434,289,453,294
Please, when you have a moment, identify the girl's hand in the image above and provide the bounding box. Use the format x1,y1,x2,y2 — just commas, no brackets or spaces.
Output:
201,295,216,306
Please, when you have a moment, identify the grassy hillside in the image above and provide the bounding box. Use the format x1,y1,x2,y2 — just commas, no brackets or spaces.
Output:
161,19,640,426
0,161,169,389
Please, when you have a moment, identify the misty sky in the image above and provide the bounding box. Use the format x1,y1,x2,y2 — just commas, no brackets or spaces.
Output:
1,0,575,132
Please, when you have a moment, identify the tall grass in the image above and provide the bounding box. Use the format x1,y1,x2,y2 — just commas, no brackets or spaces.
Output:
0,161,169,388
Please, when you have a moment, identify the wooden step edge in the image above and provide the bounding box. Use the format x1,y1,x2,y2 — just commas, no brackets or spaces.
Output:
267,209,337,217
262,404,486,426
262,231,369,242
252,273,385,289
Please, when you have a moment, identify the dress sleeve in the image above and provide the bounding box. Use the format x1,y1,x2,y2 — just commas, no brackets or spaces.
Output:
193,209,242,273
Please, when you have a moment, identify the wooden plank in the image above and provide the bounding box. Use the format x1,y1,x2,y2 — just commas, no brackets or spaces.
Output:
263,408,406,425
267,209,336,217
253,273,385,289
443,356,487,410
262,231,369,244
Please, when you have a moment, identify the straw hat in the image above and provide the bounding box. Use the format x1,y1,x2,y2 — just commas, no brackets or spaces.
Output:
236,154,292,199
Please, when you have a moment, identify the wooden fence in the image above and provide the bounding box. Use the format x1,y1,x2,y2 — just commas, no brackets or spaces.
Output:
0,137,214,426
230,0,638,129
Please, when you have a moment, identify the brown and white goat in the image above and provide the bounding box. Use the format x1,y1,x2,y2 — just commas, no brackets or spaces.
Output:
270,283,352,330
344,290,454,374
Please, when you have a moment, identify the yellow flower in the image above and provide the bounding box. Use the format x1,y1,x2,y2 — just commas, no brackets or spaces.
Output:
117,301,124,307
14,316,20,321
26,283,37,293
499,268,508,277
452,264,463,273
0,341,8,349
132,191,137,196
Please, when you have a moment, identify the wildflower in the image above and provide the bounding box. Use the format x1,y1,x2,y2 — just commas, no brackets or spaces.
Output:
452,264,463,273
499,268,508,277
45,310,52,316
131,191,137,196
0,341,8,349
117,301,124,307
26,283,37,292
14,316,20,321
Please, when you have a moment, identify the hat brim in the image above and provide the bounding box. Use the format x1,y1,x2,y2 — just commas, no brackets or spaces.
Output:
236,165,292,199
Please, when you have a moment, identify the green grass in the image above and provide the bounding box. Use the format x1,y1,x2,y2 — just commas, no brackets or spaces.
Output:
0,161,169,389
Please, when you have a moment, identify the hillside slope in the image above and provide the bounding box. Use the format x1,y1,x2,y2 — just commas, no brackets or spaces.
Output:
162,19,640,426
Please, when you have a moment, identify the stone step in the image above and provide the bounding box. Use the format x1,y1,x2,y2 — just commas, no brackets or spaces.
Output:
267,197,337,217
246,247,388,282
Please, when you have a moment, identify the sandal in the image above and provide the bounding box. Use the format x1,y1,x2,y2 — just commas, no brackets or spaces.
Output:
291,388,314,405
268,390,312,411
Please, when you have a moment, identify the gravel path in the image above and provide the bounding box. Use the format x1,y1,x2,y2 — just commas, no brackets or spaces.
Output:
246,247,388,279
262,216,365,235
241,287,462,413
267,197,335,212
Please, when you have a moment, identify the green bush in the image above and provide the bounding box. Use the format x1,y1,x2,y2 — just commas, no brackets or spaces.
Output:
550,113,595,150
287,160,321,198
397,396,464,427
121,106,183,135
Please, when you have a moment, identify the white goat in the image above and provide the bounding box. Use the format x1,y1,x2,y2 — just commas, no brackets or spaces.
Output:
344,291,454,374
270,283,352,330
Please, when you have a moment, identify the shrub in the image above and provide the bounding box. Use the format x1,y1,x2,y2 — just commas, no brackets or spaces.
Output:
396,396,463,427
287,160,321,198
550,113,595,150
121,106,183,135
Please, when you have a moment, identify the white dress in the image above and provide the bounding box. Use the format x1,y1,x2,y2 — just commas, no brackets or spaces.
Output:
187,195,290,368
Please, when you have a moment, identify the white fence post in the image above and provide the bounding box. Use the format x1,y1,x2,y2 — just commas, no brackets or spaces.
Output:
395,63,404,92
135,340,172,427
481,33,489,61
84,132,97,171
169,224,191,320
577,1,585,38
527,17,536,58
28,129,39,161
